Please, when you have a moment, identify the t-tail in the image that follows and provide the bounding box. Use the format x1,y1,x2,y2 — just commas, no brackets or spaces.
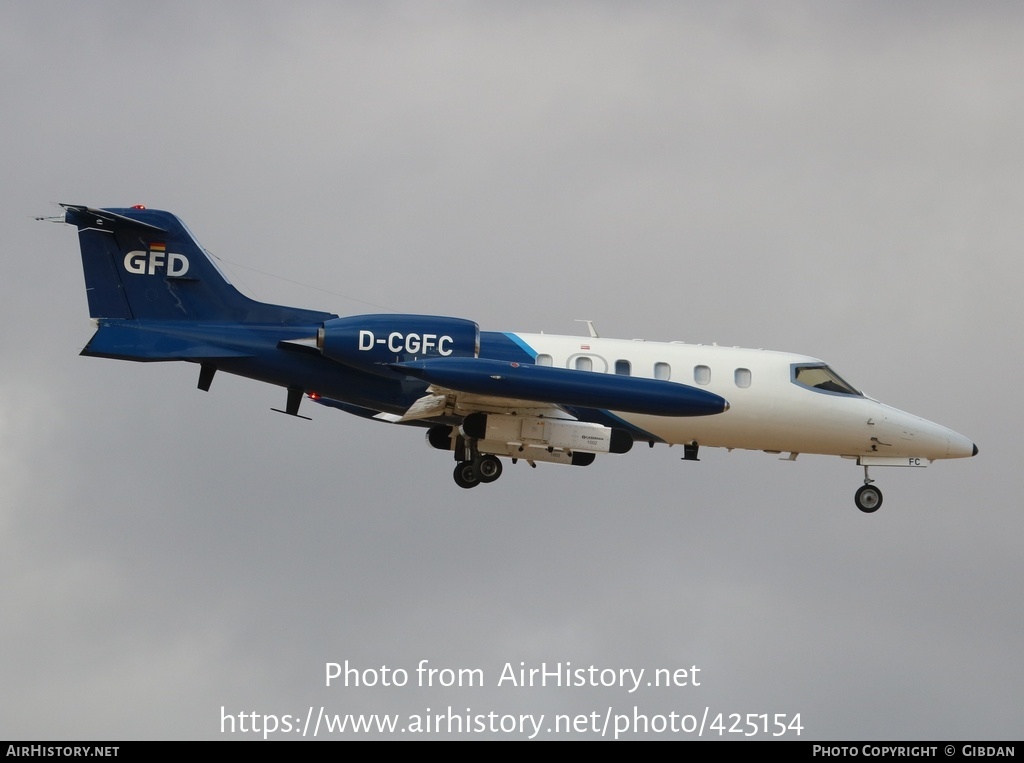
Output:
61,204,335,361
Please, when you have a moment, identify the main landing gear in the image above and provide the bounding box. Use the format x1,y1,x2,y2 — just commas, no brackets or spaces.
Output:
854,466,883,513
453,454,503,489
446,428,506,488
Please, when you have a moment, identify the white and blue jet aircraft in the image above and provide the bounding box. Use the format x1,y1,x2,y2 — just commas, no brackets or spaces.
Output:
51,204,977,512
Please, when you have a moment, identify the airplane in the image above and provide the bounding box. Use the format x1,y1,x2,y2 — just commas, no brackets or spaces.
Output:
47,204,977,512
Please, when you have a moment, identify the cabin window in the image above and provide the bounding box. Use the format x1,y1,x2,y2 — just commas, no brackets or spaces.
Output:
536,354,552,367
734,367,751,388
792,364,862,396
694,365,711,385
615,359,631,376
654,362,671,381
575,356,593,372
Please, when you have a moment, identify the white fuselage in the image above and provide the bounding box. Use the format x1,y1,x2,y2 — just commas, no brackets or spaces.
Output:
515,333,975,462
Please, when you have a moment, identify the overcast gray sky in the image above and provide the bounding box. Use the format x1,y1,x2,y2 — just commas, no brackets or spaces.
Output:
2,1,1021,740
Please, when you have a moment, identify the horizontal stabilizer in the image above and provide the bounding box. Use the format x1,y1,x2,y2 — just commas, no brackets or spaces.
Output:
81,322,250,361
62,204,169,234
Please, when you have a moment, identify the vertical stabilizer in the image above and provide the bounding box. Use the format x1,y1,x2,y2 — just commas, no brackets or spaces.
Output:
62,205,333,325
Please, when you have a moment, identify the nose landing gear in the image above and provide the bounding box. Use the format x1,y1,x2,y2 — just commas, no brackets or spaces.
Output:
854,466,883,513
855,484,883,512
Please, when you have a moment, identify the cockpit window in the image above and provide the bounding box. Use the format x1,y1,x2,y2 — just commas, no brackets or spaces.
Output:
792,364,862,396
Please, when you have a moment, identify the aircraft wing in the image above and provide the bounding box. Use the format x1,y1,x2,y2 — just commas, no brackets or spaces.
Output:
310,387,572,425
312,357,727,427
406,387,574,421
389,357,729,417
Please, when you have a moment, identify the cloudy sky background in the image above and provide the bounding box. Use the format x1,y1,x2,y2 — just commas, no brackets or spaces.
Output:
1,1,1020,739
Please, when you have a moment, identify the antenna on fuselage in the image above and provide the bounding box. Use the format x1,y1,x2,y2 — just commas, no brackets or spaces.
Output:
575,319,599,338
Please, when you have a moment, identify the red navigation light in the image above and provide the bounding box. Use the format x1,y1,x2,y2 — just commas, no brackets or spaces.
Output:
131,204,146,209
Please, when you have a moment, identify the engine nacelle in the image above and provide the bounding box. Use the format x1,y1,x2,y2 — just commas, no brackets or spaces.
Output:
318,314,479,373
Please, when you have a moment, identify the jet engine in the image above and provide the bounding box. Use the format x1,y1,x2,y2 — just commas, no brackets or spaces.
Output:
317,314,479,374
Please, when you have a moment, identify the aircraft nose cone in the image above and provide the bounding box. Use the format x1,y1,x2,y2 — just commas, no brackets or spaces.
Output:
946,430,977,459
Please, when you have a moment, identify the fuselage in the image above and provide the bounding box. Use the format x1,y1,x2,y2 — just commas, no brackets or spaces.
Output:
57,203,977,505
506,333,975,462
